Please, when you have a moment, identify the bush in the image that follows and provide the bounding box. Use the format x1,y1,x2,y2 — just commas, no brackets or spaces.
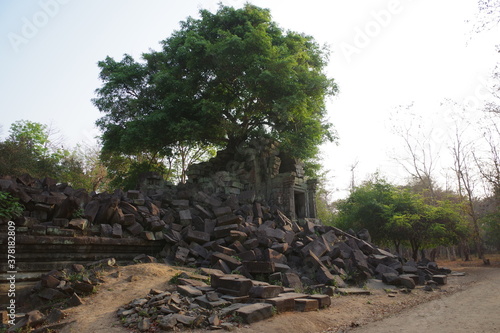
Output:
0,191,24,221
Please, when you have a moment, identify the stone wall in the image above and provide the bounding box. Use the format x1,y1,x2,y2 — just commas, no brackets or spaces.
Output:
179,138,317,221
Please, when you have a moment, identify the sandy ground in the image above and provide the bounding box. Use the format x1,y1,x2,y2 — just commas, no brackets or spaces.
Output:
60,264,183,333
56,257,500,333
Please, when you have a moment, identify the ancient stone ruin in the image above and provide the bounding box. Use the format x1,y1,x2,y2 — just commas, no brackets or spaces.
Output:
0,139,453,331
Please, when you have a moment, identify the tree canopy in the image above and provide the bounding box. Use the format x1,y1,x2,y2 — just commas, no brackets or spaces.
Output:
335,178,468,260
93,4,337,164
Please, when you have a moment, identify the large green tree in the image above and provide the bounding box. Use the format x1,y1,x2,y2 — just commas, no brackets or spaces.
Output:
93,4,337,166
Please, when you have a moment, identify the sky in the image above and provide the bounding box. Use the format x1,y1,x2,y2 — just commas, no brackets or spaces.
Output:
1,0,499,199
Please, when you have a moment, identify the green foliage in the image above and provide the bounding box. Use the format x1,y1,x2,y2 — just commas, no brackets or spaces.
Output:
336,177,467,260
0,191,24,220
93,4,337,168
335,178,395,244
9,120,50,157
314,171,337,225
0,121,110,192
169,273,182,285
105,156,167,191
481,210,500,250
72,208,85,219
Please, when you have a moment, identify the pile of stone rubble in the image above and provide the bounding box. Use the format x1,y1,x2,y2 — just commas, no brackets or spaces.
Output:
118,268,332,331
1,173,454,332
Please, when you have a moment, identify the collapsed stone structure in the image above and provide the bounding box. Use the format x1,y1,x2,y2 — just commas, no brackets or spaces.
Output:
0,140,454,330
140,138,318,221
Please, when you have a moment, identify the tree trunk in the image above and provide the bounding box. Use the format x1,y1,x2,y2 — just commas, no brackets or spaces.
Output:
411,241,419,261
430,248,438,262
393,241,401,256
463,242,471,261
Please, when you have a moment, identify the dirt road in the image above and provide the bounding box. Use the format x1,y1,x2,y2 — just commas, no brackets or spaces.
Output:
57,261,499,333
349,267,500,333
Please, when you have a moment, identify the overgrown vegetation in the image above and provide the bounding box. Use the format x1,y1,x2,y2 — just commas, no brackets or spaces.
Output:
0,191,24,221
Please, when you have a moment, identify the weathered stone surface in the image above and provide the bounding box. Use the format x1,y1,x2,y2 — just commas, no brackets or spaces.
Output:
127,222,144,236
52,218,69,227
179,209,192,225
283,272,303,290
243,261,276,274
46,308,66,323
316,266,345,287
265,292,308,312
213,224,239,238
399,275,416,289
200,268,225,277
217,276,253,296
31,225,47,236
41,274,60,288
249,285,283,299
295,298,319,312
123,213,136,226
38,288,67,300
189,242,210,259
112,223,123,238
403,265,419,274
308,294,331,308
433,275,447,285
211,252,241,270
68,218,88,231
301,237,330,258
141,231,155,240
175,247,190,264
185,228,211,244
375,263,399,276
400,273,419,285
236,303,273,324
177,285,203,297
73,281,94,293
159,315,177,330
194,295,230,309
138,317,150,331
213,206,232,217
382,273,400,285
212,243,237,256
100,224,113,237
212,259,232,274
263,248,287,264
216,214,242,226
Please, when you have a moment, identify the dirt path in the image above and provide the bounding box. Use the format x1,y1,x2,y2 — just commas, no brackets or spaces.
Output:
54,259,499,333
59,263,182,333
348,267,500,333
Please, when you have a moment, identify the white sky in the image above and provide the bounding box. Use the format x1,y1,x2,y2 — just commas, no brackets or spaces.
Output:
1,0,498,199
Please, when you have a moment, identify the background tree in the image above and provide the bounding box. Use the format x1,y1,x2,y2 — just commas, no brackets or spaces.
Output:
450,122,486,259
335,177,395,245
93,4,337,178
390,104,439,200
0,120,65,178
473,0,500,32
336,176,466,260
167,141,217,184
